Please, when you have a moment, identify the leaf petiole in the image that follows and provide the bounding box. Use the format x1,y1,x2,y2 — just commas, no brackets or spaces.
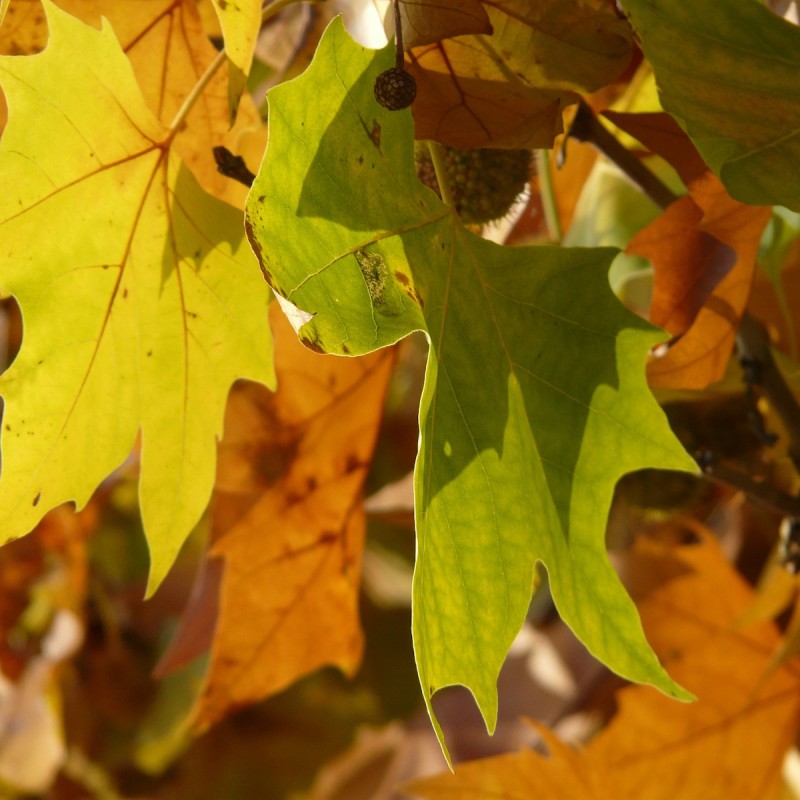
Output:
167,0,304,137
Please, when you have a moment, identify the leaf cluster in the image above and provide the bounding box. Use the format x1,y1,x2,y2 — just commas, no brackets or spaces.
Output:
0,0,799,797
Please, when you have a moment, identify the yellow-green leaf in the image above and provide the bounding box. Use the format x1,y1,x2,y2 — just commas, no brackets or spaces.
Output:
246,18,695,761
621,0,800,211
0,1,274,593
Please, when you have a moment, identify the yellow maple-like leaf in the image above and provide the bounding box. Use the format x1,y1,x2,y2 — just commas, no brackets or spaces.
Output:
409,532,800,799
0,1,274,593
160,307,394,728
0,0,266,206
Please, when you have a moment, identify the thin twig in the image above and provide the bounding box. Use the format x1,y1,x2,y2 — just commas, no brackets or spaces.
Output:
167,47,227,136
737,314,800,473
392,0,404,68
696,449,800,517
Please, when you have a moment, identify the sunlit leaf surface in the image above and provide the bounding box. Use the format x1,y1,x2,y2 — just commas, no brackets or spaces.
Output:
0,1,274,593
245,18,695,758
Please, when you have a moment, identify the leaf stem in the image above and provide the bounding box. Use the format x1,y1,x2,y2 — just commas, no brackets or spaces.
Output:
427,140,456,210
696,450,800,517
167,47,227,136
536,149,562,243
392,0,405,69
567,99,678,209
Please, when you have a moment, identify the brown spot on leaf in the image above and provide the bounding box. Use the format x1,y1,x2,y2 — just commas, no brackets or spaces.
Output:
32,492,40,507
369,120,381,148
344,454,366,474
300,337,325,354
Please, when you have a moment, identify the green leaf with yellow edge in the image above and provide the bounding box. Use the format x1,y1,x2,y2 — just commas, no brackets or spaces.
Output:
620,0,800,212
0,0,274,593
245,18,695,759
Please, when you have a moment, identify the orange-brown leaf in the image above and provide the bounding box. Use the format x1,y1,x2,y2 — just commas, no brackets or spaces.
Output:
170,307,394,730
405,724,623,799
630,173,770,389
411,533,800,800
592,532,800,799
395,0,492,49
603,110,708,187
406,0,632,148
630,194,730,338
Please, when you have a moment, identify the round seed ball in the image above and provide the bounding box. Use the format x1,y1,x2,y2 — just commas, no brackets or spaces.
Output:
374,67,417,111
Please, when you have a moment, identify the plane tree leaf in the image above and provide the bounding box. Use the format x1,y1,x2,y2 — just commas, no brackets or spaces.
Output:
630,172,770,389
405,0,633,148
620,0,800,211
407,532,800,799
159,307,395,728
55,0,266,207
0,1,274,593
613,113,772,389
245,18,695,758
393,0,492,49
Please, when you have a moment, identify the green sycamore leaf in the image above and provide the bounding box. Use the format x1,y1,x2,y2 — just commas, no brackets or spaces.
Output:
245,18,696,758
0,1,274,593
620,0,800,212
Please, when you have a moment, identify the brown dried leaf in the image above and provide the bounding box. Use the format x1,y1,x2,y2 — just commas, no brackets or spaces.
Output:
629,173,770,389
631,194,732,338
165,307,395,730
410,533,800,800
603,110,708,186
392,0,492,50
406,0,632,148
405,724,622,799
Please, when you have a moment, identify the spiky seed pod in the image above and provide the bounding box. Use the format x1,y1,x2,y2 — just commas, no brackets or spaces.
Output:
374,67,417,111
414,144,533,225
